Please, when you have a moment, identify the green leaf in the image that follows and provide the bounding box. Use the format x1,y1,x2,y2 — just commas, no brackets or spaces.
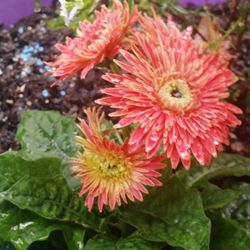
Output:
208,182,250,250
84,233,163,250
63,228,85,250
200,183,240,210
16,111,77,161
0,238,16,250
15,110,80,190
178,153,250,187
209,213,250,250
47,17,67,30
222,183,250,231
84,236,116,250
117,234,163,250
0,152,103,231
121,177,211,250
0,152,59,194
0,201,85,250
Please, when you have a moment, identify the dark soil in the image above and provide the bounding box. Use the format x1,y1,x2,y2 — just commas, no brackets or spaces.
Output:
0,4,249,156
0,8,111,153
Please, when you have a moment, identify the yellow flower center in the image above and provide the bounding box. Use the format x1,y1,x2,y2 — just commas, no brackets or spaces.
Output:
158,79,194,112
84,151,132,181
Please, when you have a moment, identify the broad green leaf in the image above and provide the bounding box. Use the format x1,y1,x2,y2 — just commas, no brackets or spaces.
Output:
16,111,77,161
117,234,163,250
200,183,239,210
178,153,250,187
208,183,250,250
15,110,80,190
209,213,250,250
0,238,16,250
0,201,85,250
84,236,116,250
63,228,85,250
222,183,250,231
84,233,163,250
121,177,210,250
0,152,60,194
0,152,103,231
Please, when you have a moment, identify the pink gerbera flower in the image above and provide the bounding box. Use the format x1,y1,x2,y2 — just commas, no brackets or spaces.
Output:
70,107,165,212
97,14,242,170
47,0,138,83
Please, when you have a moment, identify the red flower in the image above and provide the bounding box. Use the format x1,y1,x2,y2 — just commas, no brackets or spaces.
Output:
97,14,242,169
70,107,165,212
47,1,138,84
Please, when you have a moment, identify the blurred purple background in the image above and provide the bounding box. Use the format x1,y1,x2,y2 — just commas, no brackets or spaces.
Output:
0,0,228,27
0,0,53,26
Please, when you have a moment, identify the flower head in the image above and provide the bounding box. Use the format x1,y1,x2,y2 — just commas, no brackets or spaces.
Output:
70,107,165,212
97,14,242,169
48,0,138,84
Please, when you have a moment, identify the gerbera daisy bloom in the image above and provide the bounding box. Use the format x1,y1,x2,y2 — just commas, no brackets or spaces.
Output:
47,0,138,84
70,107,165,212
97,14,242,170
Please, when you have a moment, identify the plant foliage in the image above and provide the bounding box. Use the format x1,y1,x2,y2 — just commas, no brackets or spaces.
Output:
0,111,249,249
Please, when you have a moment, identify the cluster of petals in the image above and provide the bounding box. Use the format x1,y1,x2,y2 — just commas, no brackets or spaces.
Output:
70,107,165,212
97,13,242,169
47,0,138,83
